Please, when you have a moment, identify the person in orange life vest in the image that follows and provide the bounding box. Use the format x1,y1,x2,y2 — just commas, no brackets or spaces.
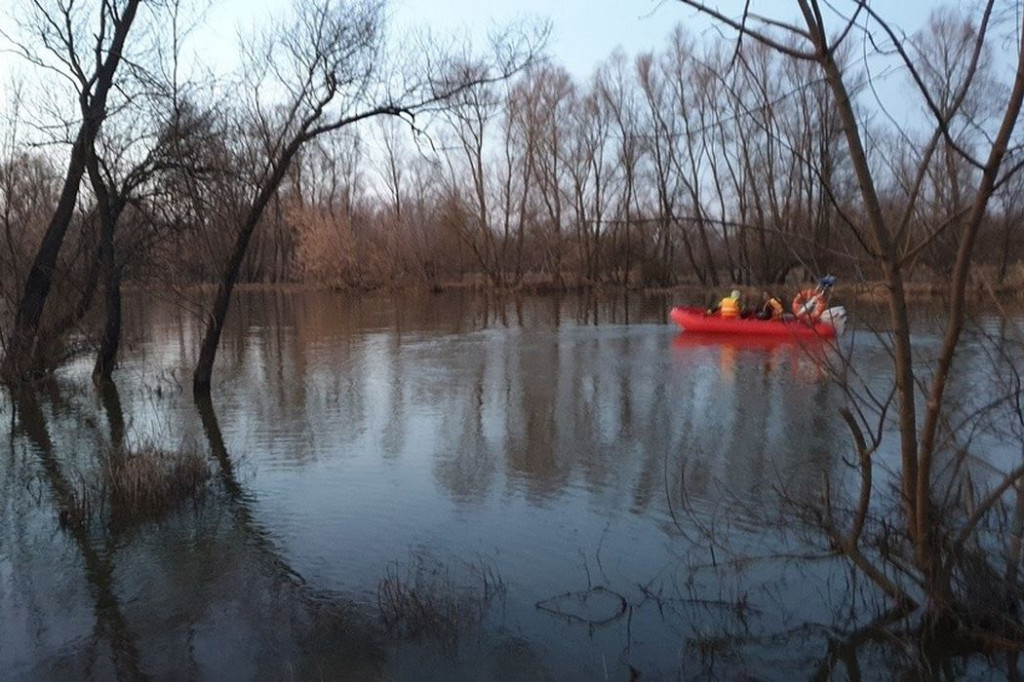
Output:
711,289,742,319
756,291,784,320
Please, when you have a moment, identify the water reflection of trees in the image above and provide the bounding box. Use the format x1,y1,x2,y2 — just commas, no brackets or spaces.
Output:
2,368,532,678
419,320,842,518
140,291,844,521
1,383,388,678
8,385,145,679
14,292,1016,677
664,340,841,508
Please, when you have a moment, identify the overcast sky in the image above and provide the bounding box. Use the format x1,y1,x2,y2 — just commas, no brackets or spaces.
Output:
196,0,938,78
0,0,939,84
184,0,694,82
0,0,990,128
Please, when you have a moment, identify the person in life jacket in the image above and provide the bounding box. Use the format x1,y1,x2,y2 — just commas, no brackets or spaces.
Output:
715,289,742,319
756,291,785,320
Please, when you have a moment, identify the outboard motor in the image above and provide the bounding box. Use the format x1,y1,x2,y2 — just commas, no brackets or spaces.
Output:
819,306,847,336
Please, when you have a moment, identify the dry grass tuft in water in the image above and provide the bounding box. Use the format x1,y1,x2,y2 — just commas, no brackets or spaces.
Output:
65,444,210,527
377,553,506,651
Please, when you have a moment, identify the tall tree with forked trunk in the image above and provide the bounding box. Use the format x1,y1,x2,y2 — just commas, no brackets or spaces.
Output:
191,0,546,396
1,0,145,383
677,0,1024,640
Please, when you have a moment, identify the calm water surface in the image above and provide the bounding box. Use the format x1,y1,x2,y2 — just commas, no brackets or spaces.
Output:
1,291,1019,680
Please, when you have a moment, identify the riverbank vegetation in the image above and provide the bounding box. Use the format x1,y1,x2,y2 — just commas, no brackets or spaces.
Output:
65,443,210,529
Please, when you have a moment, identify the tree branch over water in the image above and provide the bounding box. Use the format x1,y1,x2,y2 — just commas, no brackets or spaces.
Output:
190,0,547,396
676,0,1024,645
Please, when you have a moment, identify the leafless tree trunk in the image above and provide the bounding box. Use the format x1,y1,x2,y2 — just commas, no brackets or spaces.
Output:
566,89,611,284
515,65,574,285
1,0,143,383
598,52,644,286
677,0,1024,629
192,0,545,395
638,49,686,286
84,149,123,384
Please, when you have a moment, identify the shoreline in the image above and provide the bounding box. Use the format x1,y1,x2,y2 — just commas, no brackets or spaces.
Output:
130,278,1024,302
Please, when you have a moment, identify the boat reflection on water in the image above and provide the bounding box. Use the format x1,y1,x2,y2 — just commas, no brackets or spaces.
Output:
663,328,842,525
671,331,833,381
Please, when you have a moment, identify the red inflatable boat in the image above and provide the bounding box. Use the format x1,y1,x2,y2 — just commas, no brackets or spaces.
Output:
669,306,844,340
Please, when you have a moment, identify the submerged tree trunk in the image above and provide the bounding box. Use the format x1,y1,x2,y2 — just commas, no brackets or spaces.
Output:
99,378,126,449
3,128,92,382
86,148,125,385
193,146,298,397
93,251,122,384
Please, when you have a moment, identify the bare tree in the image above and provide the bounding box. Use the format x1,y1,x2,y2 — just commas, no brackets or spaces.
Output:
636,49,681,286
597,51,645,286
498,75,540,287
995,170,1024,283
84,0,213,382
676,0,1024,638
0,83,63,341
438,77,508,286
0,0,145,383
565,85,612,283
191,0,546,395
517,65,574,285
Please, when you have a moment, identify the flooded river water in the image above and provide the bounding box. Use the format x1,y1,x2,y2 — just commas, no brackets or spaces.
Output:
1,290,1020,679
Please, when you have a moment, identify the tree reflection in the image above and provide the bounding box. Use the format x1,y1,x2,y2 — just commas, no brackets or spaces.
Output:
10,384,145,680
195,392,309,586
432,347,499,503
0,381,397,678
8,292,1012,676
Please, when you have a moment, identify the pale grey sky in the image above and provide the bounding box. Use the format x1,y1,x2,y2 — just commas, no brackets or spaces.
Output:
0,0,934,83
194,0,685,79
0,0,680,103
0,0,988,128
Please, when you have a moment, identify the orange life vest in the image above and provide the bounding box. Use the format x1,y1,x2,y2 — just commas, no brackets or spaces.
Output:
764,296,784,320
719,296,740,319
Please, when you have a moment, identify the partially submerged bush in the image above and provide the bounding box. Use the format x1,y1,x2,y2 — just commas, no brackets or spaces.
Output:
104,445,209,521
66,444,210,527
377,553,506,651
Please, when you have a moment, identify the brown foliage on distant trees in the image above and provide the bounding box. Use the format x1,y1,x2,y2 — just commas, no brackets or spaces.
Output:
0,0,1022,395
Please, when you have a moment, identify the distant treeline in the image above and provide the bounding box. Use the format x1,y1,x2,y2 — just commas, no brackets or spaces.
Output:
2,10,1024,305
2,5,1022,312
